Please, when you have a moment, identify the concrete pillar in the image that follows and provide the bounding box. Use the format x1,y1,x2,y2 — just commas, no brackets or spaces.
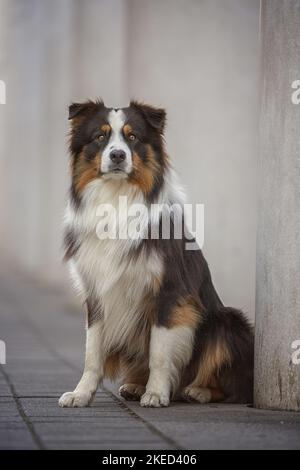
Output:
254,0,300,410
0,0,47,271
0,0,9,253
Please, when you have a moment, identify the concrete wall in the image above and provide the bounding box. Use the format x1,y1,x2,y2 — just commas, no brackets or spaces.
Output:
254,0,300,411
0,0,260,318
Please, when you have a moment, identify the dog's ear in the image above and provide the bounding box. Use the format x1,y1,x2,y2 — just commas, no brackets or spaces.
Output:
130,101,166,134
68,102,88,120
68,99,104,120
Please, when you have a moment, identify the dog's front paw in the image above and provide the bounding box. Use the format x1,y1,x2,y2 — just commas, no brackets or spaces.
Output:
58,391,92,408
140,391,170,408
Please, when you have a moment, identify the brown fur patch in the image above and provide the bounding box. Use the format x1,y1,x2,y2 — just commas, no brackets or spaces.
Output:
151,274,163,296
129,145,160,195
123,123,133,137
73,152,101,194
70,115,85,130
119,356,149,386
104,353,121,380
209,388,225,402
193,339,232,388
100,124,111,134
167,297,202,329
104,350,150,385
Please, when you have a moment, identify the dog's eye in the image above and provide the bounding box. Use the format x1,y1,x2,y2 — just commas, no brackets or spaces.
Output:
98,134,105,142
128,133,136,141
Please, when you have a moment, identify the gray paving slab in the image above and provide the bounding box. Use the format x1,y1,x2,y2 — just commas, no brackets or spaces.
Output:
106,383,300,450
0,272,175,450
0,374,11,397
0,270,300,449
0,427,38,450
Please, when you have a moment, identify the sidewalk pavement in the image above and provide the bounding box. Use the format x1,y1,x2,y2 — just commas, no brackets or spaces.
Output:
0,270,299,450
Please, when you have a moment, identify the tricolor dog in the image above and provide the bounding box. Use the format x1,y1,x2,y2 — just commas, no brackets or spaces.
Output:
59,100,254,408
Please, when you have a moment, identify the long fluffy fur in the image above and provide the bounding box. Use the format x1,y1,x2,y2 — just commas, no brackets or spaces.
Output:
59,100,254,409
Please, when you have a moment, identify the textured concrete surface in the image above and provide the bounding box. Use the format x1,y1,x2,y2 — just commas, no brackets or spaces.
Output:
255,0,300,410
0,271,300,450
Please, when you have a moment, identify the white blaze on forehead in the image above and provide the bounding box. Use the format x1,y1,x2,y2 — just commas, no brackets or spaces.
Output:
101,109,132,176
108,109,125,141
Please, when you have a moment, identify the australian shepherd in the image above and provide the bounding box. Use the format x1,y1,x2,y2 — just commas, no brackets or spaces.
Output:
59,100,254,408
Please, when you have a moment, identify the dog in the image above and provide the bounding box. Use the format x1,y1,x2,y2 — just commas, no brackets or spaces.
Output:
58,100,254,408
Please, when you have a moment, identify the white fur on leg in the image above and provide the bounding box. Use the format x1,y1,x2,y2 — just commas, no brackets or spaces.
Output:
59,321,104,407
140,325,194,408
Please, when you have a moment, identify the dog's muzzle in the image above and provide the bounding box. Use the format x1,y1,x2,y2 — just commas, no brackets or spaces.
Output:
108,149,127,173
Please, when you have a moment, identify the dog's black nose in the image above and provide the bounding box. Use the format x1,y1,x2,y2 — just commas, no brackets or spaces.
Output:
110,150,126,164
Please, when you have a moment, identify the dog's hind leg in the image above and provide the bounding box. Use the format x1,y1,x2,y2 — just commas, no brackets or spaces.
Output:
182,340,229,404
118,356,148,401
182,307,254,404
182,385,225,404
119,384,146,401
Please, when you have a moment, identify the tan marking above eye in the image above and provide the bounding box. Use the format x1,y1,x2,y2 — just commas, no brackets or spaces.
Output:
123,123,135,139
97,124,111,142
123,123,132,133
101,124,111,133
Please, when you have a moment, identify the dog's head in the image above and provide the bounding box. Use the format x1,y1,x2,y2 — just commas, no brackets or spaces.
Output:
68,100,167,205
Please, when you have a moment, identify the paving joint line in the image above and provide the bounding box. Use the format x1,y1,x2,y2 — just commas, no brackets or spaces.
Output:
0,365,45,450
50,350,183,450
101,383,183,450
2,279,184,449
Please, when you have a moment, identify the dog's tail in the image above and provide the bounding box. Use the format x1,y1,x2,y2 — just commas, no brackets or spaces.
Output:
196,305,254,403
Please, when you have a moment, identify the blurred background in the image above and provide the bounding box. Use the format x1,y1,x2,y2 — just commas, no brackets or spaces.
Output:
0,0,260,320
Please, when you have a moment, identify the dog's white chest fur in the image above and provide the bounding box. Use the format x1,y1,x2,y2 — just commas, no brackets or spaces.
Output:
66,179,163,354
76,236,161,353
